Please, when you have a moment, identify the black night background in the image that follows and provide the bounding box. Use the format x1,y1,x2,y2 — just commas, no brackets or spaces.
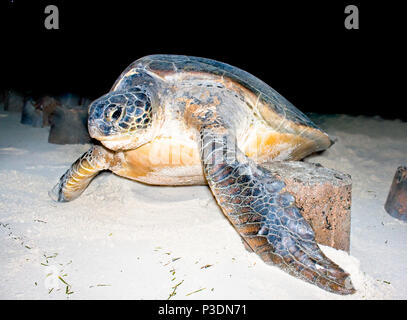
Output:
0,0,404,120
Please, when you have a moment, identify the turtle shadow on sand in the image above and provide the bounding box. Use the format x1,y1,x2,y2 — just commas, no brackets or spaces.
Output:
91,171,213,203
130,182,213,204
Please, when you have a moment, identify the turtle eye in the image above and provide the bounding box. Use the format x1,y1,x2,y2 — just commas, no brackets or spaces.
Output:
105,104,124,122
111,107,122,120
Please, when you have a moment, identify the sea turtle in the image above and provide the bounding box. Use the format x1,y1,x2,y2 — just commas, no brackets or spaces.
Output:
50,54,355,295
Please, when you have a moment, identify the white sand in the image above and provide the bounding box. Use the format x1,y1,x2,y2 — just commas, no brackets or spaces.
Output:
0,106,406,300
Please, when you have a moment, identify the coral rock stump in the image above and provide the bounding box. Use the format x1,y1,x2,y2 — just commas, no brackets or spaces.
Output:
21,99,43,127
4,90,24,112
385,166,407,222
48,105,91,144
262,161,352,252
36,96,61,127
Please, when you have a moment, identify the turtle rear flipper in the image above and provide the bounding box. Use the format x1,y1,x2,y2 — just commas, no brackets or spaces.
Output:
199,128,355,295
49,145,114,202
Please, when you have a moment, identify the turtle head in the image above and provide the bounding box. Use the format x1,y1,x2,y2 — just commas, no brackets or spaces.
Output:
88,87,160,151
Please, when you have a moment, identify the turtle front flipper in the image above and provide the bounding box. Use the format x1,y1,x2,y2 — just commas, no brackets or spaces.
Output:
199,128,355,295
49,145,115,202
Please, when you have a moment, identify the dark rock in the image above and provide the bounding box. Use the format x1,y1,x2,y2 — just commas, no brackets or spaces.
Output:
58,93,81,107
36,96,61,127
385,166,407,222
4,90,24,112
21,99,43,127
48,105,91,144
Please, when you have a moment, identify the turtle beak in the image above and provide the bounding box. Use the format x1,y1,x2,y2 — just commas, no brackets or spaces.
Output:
88,118,109,140
88,123,101,139
87,118,135,151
